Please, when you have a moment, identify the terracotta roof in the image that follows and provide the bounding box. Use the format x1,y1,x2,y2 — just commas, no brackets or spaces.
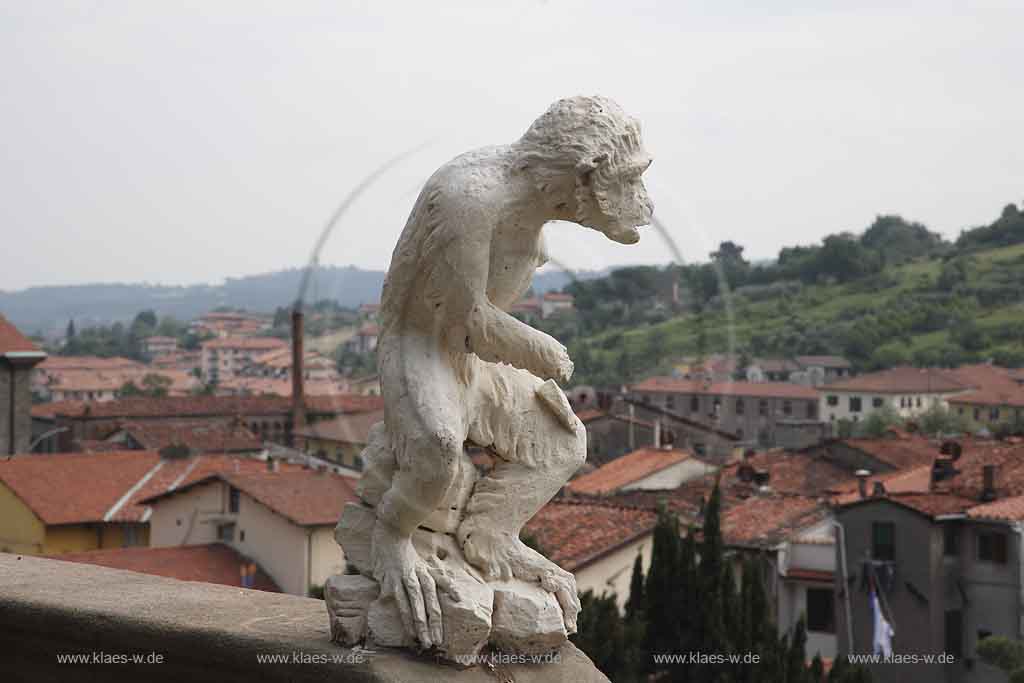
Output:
838,436,941,470
294,409,384,445
0,314,43,356
0,451,300,525
966,494,1024,521
47,543,280,592
568,447,693,495
721,494,828,548
143,336,177,344
795,356,852,369
114,420,263,453
878,492,978,517
201,336,287,351
785,568,835,582
31,393,382,420
217,376,349,398
831,465,933,505
140,469,359,526
948,388,1024,408
575,409,654,429
631,376,818,399
524,499,657,572
542,292,574,302
754,358,801,373
825,366,969,394
38,356,144,372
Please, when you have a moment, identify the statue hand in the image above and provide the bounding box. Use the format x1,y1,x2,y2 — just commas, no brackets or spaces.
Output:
372,523,457,649
534,337,573,384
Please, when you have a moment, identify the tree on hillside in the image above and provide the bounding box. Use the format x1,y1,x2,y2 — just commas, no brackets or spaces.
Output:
860,215,945,263
66,319,76,340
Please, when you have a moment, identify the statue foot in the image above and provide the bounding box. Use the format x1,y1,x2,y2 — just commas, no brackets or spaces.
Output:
458,520,580,632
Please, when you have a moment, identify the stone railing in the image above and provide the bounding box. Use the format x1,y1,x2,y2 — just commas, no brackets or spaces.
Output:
0,554,605,682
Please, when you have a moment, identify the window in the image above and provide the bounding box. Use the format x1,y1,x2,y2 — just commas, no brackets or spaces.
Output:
783,400,792,416
690,396,699,412
916,397,922,408
736,399,745,415
872,522,895,561
712,398,721,416
899,397,906,408
218,523,235,542
978,531,1008,564
806,588,835,633
974,408,982,421
123,526,143,547
666,395,675,410
806,402,816,419
945,610,963,659
872,397,884,408
944,524,960,557
827,395,838,407
849,397,862,413
228,486,240,514
759,400,768,416
990,407,1000,421
239,530,246,543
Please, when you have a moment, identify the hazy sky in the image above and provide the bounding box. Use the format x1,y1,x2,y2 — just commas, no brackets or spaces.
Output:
2,1,1021,291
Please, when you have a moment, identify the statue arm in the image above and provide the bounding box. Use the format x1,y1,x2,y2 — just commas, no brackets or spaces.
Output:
434,220,572,383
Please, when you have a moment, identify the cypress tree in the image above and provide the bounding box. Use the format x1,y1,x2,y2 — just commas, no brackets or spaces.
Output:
645,504,682,662
786,615,809,683
624,551,645,620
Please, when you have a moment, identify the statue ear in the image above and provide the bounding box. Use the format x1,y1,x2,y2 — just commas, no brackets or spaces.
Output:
575,154,609,185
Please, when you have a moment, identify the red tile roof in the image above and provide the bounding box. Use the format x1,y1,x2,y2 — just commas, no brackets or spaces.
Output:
838,436,941,470
524,499,657,571
785,568,836,582
38,356,145,372
140,469,359,527
568,447,693,495
825,366,969,394
631,376,819,399
201,336,287,351
721,494,828,547
967,494,1024,522
948,388,1024,408
831,465,933,505
795,356,851,369
47,543,280,592
31,393,382,420
115,420,263,453
0,314,43,356
575,409,653,428
0,452,300,525
542,292,574,302
294,409,384,445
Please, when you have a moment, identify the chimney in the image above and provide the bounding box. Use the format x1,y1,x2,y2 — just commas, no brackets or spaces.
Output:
932,456,957,484
855,469,871,499
982,464,998,502
628,403,636,451
653,420,661,449
291,308,306,441
872,481,887,497
266,457,279,473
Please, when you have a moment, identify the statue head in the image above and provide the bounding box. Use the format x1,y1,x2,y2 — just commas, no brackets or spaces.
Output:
518,95,654,244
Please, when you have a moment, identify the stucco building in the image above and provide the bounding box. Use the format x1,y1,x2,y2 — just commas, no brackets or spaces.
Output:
0,315,46,455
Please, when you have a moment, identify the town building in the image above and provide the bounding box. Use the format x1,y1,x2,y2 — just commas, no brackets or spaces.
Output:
575,409,656,465
200,336,288,383
142,336,178,357
540,292,574,318
141,468,358,596
820,366,970,425
293,408,384,471
833,439,1024,682
190,311,269,339
746,355,853,386
524,499,657,610
629,375,822,450
0,451,285,555
344,323,379,354
102,419,264,455
0,315,47,456
567,446,716,496
30,394,383,452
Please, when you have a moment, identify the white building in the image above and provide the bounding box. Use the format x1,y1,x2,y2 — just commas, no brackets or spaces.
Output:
820,366,970,425
200,336,288,384
142,468,357,596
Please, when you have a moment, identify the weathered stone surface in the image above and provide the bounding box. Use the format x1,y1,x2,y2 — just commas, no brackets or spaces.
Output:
421,449,478,534
1,555,610,682
366,597,413,649
324,574,378,646
490,582,568,656
334,503,376,576
354,423,394,507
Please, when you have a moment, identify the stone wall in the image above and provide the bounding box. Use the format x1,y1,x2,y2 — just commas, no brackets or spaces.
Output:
0,554,608,682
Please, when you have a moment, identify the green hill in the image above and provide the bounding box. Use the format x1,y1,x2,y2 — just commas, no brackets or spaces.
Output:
540,203,1024,386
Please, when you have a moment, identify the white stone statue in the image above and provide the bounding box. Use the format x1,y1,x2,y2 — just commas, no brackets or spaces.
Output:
328,95,653,662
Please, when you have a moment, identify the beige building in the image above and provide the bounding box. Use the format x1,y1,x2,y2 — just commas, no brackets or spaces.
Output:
820,366,970,425
142,468,358,596
200,336,288,384
142,336,178,357
1,316,47,455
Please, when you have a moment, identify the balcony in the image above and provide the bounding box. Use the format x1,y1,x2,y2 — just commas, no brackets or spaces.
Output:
1,553,604,682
